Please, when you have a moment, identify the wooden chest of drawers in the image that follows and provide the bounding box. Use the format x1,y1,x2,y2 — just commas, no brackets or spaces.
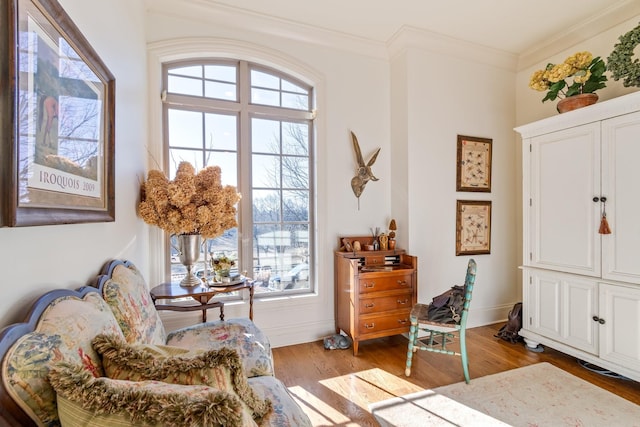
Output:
335,238,417,355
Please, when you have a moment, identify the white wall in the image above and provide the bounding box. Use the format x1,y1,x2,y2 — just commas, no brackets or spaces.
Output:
0,0,149,328
390,33,520,327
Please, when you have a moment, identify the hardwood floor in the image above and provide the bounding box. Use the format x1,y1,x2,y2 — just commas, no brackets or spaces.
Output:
272,323,640,426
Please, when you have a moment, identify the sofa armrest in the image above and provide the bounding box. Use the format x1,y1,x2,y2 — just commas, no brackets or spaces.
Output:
166,318,274,377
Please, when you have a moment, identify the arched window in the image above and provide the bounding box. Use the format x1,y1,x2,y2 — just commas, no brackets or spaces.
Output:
162,59,315,295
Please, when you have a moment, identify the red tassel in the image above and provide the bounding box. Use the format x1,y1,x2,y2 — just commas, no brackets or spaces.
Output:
599,214,611,235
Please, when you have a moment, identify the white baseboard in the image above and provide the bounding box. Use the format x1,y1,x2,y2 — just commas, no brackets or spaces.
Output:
158,303,516,348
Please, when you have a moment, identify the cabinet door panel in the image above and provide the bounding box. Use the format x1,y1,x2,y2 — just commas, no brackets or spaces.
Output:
599,283,640,371
525,270,562,339
601,111,640,284
563,277,598,354
525,269,598,354
529,123,600,276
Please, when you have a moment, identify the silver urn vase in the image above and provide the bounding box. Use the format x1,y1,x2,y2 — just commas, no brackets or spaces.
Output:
172,234,202,287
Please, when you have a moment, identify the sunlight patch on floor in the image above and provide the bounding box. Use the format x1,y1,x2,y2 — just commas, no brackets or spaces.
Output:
286,385,361,426
319,368,424,407
282,368,426,425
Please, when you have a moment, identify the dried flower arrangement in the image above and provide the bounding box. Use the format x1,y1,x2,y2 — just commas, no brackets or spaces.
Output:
138,161,241,238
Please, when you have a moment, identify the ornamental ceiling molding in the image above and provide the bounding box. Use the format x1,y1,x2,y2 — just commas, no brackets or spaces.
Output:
386,25,518,72
145,0,388,60
517,0,640,71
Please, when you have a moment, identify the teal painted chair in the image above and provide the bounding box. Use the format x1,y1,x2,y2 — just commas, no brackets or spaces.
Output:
404,259,477,384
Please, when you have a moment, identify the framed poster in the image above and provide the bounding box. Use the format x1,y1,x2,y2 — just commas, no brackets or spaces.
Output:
0,0,115,226
456,200,491,255
456,135,492,192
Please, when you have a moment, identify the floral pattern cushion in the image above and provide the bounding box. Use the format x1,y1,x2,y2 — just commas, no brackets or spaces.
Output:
49,363,258,427
166,318,274,377
92,334,272,422
247,376,313,427
100,263,166,345
1,293,124,427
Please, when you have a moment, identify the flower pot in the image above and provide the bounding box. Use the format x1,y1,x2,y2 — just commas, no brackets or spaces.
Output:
557,93,599,114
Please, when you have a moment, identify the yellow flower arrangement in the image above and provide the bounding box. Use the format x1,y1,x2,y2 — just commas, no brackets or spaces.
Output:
138,161,241,239
211,255,235,274
528,51,607,102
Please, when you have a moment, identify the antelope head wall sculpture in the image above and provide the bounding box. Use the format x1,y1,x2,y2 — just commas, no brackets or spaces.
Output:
350,131,380,208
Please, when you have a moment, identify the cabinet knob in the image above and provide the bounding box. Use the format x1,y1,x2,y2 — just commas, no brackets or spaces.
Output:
397,299,409,305
397,319,408,325
364,282,375,289
365,303,375,308
593,197,600,202
397,280,408,286
592,315,606,324
364,323,375,329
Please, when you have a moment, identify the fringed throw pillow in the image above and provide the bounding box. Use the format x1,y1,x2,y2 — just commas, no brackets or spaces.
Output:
48,363,257,427
92,334,272,423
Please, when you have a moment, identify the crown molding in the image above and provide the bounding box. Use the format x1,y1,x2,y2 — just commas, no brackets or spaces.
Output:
145,0,389,60
386,25,518,71
518,0,640,71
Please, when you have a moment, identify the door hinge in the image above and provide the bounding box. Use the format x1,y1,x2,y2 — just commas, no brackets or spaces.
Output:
529,276,532,284
529,252,532,261
529,144,532,152
529,198,532,207
529,317,532,326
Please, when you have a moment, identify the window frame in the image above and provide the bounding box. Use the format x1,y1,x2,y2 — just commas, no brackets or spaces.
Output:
160,58,316,298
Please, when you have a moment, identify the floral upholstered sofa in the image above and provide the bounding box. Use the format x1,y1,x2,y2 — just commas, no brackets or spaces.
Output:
0,259,311,427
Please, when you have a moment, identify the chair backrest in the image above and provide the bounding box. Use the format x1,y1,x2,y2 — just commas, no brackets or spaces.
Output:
459,259,477,326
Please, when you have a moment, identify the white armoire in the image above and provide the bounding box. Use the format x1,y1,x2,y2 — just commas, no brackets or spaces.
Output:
515,91,640,382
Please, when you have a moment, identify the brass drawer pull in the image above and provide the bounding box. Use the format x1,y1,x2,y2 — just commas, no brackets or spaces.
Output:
397,280,408,286
364,282,375,289
397,319,408,325
397,299,409,305
364,323,376,329
365,303,375,308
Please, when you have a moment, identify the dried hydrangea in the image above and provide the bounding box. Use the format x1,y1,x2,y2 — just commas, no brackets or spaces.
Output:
138,161,241,238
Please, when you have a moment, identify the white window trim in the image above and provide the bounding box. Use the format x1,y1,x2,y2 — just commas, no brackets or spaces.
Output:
146,38,329,310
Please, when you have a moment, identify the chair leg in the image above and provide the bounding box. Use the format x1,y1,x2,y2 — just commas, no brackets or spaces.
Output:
405,320,417,376
460,328,470,384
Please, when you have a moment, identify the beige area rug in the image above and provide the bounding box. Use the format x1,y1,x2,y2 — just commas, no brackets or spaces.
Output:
369,362,640,427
